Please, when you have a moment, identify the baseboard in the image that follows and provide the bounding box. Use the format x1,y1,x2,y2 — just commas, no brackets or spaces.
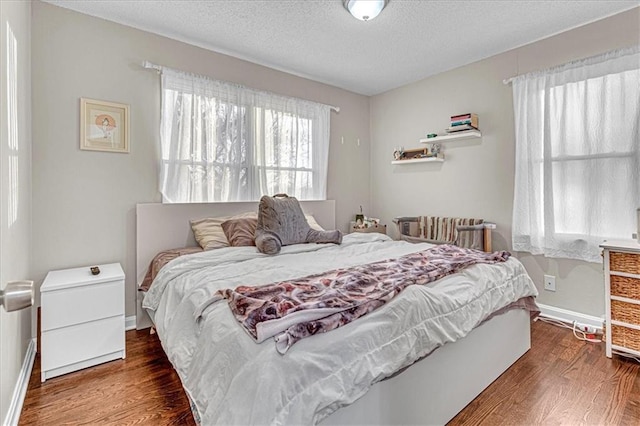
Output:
125,315,136,331
537,303,604,331
4,338,36,426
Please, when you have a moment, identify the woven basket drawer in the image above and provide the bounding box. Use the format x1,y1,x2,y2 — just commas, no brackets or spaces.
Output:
611,300,640,326
610,251,640,275
610,275,640,300
611,324,640,352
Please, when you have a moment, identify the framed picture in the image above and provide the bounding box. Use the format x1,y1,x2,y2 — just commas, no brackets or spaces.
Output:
80,98,129,153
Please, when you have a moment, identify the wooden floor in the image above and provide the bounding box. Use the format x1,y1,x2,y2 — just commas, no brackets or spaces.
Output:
19,320,640,425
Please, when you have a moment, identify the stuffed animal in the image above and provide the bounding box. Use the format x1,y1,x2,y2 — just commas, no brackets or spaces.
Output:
255,194,343,255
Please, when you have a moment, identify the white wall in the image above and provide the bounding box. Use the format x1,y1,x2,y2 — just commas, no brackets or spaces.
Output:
31,1,371,317
370,8,640,317
29,2,640,324
0,0,32,422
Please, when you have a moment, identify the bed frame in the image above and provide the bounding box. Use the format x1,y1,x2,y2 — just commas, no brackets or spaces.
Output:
135,201,531,425
135,201,336,329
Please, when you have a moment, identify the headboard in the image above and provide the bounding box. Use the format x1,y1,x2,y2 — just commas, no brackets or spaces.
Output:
135,200,336,329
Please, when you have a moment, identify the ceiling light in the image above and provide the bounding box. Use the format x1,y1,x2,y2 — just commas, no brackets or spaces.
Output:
343,0,388,21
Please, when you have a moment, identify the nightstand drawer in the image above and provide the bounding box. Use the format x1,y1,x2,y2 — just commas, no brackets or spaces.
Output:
41,315,125,371
611,300,640,326
610,251,640,274
42,279,124,331
611,324,640,353
610,275,640,300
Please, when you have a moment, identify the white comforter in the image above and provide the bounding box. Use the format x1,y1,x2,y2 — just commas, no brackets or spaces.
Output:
143,233,538,425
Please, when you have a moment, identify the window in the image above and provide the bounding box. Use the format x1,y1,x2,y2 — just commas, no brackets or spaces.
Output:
512,46,639,263
159,68,330,203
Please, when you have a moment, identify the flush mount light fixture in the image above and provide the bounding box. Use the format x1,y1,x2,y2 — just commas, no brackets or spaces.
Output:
343,0,388,21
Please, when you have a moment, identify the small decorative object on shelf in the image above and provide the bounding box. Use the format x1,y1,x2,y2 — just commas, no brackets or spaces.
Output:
90,266,101,275
403,147,428,160
391,146,444,164
355,206,365,225
393,146,404,161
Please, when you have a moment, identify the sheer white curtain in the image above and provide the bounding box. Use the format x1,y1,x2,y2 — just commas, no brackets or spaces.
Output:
512,46,640,263
160,68,331,202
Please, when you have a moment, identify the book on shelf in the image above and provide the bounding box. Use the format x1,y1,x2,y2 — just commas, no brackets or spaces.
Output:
451,113,472,119
451,119,473,126
445,124,477,133
450,113,478,129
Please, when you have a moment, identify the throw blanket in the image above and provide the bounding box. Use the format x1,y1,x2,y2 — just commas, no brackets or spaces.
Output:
214,245,510,353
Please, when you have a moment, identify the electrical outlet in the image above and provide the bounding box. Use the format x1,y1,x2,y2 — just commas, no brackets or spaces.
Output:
543,275,556,292
575,322,601,335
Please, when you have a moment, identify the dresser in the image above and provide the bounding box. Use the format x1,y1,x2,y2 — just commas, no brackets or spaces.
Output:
41,263,125,382
601,240,640,359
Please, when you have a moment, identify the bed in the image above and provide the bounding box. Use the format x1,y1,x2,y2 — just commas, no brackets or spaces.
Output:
136,201,538,425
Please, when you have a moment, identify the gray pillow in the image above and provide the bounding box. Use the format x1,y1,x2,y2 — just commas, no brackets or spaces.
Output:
255,194,342,255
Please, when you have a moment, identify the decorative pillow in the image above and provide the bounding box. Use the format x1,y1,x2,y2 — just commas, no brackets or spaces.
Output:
255,194,342,255
221,218,258,247
190,212,257,250
140,246,203,291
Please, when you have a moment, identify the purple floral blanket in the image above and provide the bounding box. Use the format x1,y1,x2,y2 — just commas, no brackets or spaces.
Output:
217,244,510,353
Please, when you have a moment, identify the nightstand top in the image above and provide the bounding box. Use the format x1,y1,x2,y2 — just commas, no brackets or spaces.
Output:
600,239,640,253
41,263,124,292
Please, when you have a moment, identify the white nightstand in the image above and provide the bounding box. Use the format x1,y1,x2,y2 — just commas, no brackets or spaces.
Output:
349,221,387,235
601,240,640,359
41,263,125,382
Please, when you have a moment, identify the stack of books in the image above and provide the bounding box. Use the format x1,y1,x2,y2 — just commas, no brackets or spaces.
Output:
446,113,478,133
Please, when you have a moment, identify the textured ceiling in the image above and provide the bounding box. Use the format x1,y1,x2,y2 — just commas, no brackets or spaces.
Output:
43,0,639,95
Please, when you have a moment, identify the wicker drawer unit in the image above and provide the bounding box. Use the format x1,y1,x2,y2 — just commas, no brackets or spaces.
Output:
601,240,640,359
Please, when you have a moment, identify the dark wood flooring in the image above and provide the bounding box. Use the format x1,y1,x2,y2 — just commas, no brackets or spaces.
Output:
19,320,640,425
20,330,195,425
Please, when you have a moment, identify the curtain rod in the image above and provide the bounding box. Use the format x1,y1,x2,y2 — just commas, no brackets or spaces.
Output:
503,45,640,85
142,61,340,113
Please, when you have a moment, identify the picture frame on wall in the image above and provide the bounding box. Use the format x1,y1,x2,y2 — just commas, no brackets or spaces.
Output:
80,98,130,153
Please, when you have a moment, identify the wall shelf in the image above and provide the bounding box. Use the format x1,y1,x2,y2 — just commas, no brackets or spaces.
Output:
419,129,482,144
391,157,444,165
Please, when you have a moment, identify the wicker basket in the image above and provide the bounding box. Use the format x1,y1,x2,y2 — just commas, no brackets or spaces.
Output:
610,252,640,275
610,275,640,300
611,300,640,326
611,324,640,352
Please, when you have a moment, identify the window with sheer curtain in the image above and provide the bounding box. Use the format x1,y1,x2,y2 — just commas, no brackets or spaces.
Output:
512,46,640,263
159,68,331,203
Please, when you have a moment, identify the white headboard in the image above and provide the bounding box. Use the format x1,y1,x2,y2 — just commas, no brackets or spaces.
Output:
135,200,336,329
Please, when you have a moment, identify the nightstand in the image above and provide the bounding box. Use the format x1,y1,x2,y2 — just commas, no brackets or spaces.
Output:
41,263,125,382
350,222,387,235
601,240,640,359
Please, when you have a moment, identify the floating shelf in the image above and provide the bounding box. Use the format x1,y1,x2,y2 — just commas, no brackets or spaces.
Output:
391,157,444,165
419,129,482,144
